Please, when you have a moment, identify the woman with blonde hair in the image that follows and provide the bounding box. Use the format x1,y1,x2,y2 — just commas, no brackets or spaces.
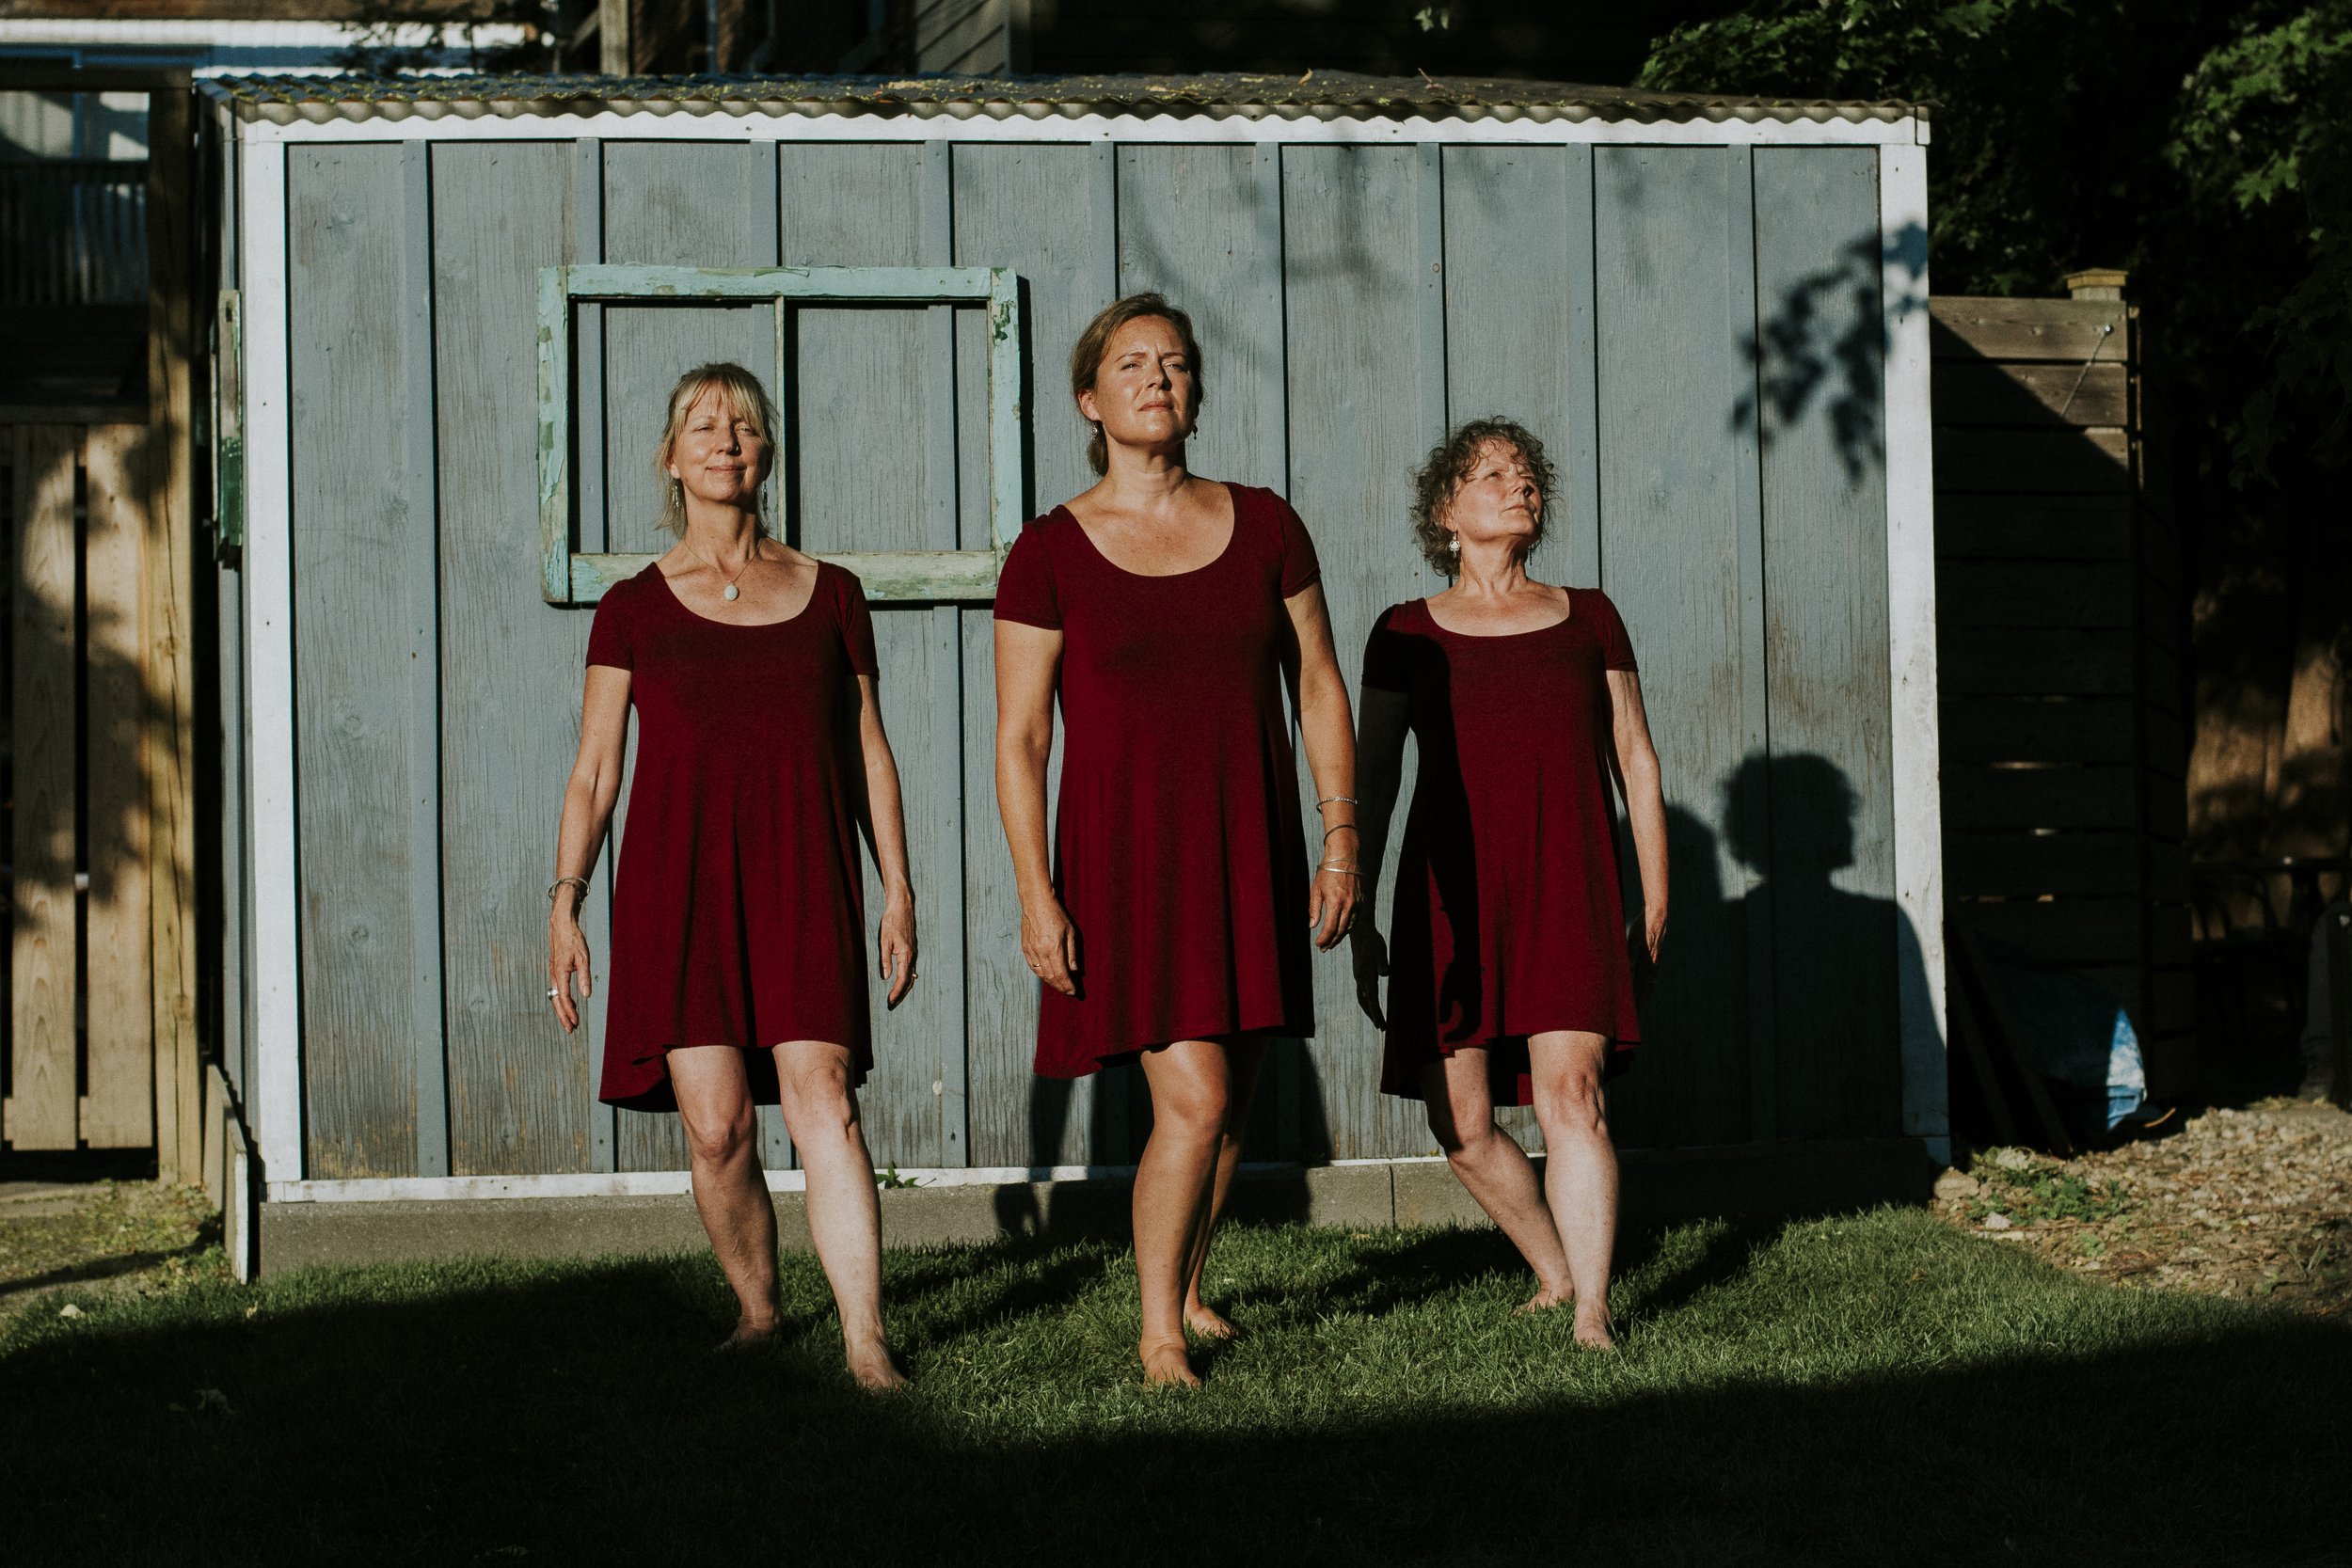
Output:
993,294,1360,1386
1350,418,1667,1349
546,362,917,1388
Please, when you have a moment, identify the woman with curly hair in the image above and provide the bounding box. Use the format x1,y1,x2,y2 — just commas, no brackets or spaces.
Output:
1349,418,1666,1348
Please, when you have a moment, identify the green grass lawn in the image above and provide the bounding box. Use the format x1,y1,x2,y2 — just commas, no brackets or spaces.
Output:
6,1208,2348,1566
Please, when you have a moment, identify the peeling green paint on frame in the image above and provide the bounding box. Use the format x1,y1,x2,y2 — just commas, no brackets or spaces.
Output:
537,263,1028,605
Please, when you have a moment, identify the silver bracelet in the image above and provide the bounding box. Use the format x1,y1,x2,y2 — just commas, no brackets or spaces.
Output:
1322,823,1359,841
1315,795,1359,811
547,875,590,904
1317,863,1362,877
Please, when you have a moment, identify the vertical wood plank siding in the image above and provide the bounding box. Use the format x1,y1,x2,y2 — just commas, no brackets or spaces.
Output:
8,426,80,1148
599,141,779,1173
952,142,1101,1167
1435,144,1588,1148
288,146,424,1177
1751,148,1900,1139
1588,146,1752,1150
1281,146,1438,1161
776,142,947,1168
431,141,594,1176
81,425,155,1147
275,133,1912,1175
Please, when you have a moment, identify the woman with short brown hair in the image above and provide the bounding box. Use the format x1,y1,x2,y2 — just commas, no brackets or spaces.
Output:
547,362,916,1387
1351,418,1667,1349
993,294,1360,1386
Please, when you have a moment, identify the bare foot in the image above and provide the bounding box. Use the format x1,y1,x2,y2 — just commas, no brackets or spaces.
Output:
1571,1308,1617,1350
1516,1287,1572,1315
714,1316,780,1354
847,1341,909,1391
1140,1338,1201,1387
1184,1301,1240,1341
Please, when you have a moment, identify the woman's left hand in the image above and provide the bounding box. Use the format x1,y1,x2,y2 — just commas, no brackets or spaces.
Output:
879,897,917,1007
1310,864,1359,951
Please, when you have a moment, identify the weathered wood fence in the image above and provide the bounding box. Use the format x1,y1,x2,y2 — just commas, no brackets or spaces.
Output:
2,413,211,1179
1932,274,2195,1096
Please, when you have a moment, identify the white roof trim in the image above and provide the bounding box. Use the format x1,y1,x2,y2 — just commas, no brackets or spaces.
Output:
239,105,1925,147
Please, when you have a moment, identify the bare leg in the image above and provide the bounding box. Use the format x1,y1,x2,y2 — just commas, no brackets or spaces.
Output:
773,1041,904,1390
1530,1030,1619,1347
1134,1039,1233,1386
1183,1036,1268,1339
1420,1048,1574,1307
669,1046,781,1346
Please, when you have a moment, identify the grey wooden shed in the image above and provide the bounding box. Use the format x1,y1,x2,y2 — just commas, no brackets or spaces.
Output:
199,73,1946,1220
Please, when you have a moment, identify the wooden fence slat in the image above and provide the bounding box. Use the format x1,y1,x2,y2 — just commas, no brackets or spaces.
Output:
1944,831,2142,897
147,87,200,1181
1929,299,2127,361
1933,495,2133,561
1935,561,2135,628
1940,765,2140,832
81,423,154,1148
1958,898,2145,965
1933,427,2132,494
1939,696,2137,766
1931,360,2129,427
1938,627,2136,696
8,425,79,1149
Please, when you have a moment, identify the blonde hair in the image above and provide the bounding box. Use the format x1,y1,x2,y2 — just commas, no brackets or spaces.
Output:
654,362,779,536
1068,293,1205,476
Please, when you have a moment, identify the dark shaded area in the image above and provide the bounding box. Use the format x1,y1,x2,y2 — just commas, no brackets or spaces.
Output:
1020,0,1746,86
4,1231,2346,1565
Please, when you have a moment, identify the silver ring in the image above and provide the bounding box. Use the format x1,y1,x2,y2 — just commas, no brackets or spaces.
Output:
546,988,559,999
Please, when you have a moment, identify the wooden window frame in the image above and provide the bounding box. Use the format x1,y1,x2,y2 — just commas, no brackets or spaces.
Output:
535,263,1025,604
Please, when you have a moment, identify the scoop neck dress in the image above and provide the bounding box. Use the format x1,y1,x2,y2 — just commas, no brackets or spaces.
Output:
1361,590,1643,1105
584,558,879,1111
992,483,1321,1076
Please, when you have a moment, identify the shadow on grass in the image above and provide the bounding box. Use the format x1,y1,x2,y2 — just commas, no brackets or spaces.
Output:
4,1223,2348,1567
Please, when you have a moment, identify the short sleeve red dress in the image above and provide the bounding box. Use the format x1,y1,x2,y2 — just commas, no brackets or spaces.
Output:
993,483,1320,1076
585,560,880,1111
1362,590,1642,1105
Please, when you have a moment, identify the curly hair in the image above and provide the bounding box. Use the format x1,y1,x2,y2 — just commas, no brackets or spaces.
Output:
1408,418,1558,575
1069,293,1205,476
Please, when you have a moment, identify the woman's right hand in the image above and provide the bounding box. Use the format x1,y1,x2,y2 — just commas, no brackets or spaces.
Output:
1349,924,1389,1032
548,913,593,1033
1019,894,1080,997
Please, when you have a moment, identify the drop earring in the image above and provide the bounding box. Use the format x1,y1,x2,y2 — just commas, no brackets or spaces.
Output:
1448,533,1460,555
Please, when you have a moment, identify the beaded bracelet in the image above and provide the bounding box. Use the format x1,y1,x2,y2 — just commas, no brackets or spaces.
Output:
547,875,591,903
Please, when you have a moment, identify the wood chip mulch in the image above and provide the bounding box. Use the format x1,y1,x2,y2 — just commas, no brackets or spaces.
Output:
1934,1098,2352,1319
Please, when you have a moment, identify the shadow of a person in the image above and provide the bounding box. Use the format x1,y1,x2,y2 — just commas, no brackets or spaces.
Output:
1726,752,1910,1141
1608,804,1750,1149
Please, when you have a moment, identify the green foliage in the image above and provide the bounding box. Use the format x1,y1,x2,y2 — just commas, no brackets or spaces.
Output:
1639,0,2352,491
1964,1148,2133,1224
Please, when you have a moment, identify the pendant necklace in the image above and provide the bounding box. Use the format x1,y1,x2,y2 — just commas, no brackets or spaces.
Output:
688,537,756,601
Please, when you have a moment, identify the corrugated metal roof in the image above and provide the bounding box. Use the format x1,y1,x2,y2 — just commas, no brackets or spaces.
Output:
200,71,1924,127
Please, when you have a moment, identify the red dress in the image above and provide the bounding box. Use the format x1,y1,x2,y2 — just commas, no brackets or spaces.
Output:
993,483,1320,1076
585,561,879,1111
1363,592,1643,1105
